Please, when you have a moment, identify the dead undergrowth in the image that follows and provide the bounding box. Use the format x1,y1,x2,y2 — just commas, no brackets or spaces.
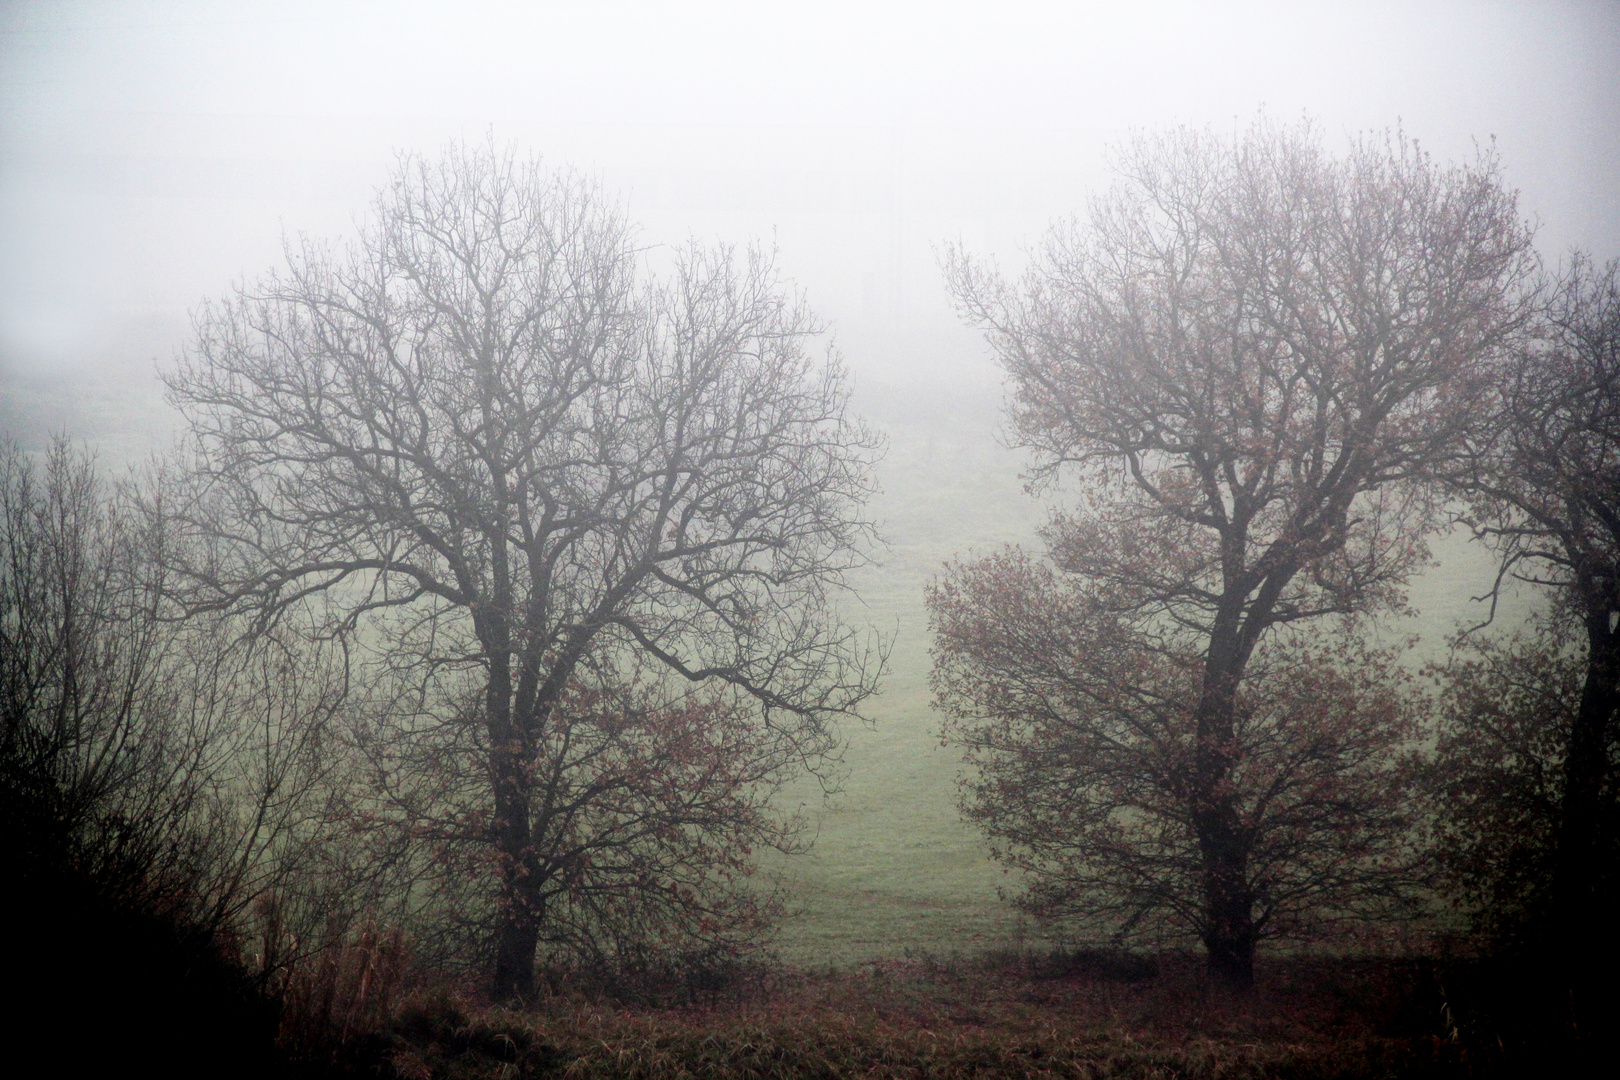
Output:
280,947,1605,1078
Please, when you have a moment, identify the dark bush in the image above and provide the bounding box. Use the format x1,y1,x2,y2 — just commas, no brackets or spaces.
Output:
7,829,283,1077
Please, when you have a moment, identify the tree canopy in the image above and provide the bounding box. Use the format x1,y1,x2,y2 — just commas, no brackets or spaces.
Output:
1439,255,1620,1013
162,143,885,998
935,116,1536,986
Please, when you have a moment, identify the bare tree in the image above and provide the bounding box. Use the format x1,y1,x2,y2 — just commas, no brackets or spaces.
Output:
162,143,883,999
2,438,188,904
1,438,340,1008
936,117,1535,987
1446,255,1620,970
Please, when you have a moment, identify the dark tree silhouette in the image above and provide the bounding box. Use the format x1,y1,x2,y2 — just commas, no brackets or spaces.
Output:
1430,618,1600,944
162,143,884,999
2,438,340,940
1447,255,1620,983
936,117,1535,987
2,439,343,1075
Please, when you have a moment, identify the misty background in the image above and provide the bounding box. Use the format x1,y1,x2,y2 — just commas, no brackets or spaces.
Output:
3,0,1618,959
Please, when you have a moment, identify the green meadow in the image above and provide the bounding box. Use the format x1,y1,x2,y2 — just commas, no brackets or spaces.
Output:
762,384,1046,965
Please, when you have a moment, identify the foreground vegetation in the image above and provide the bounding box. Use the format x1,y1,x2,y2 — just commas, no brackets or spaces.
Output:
264,945,1607,1079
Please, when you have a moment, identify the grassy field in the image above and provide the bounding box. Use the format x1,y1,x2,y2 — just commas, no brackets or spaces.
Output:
759,382,1047,965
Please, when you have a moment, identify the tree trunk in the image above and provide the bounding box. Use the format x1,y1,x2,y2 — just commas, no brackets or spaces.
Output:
1195,799,1257,988
493,902,540,1001
490,750,540,1000
489,757,541,1003
1203,911,1256,988
1192,652,1257,990
485,626,539,1002
1550,614,1618,980
1193,803,1257,988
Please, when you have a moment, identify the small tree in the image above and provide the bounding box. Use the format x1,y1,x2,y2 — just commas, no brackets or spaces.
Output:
2,438,340,933
1430,618,1602,947
935,117,1535,986
163,143,883,998
1444,256,1620,972
2,438,190,906
1,438,339,1068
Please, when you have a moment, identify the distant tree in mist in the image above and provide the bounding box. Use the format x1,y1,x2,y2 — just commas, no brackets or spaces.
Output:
933,116,1536,988
161,142,884,1000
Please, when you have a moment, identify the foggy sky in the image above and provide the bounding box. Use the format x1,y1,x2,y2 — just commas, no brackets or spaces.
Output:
3,0,1618,455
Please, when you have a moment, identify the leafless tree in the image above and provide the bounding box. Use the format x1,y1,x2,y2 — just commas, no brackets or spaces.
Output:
161,143,884,999
2,438,341,976
1447,255,1620,973
938,117,1536,987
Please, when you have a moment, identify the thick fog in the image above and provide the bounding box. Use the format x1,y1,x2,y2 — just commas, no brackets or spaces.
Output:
5,2,1620,975
3,0,1617,457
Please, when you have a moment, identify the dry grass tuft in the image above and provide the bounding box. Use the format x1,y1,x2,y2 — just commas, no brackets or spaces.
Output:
275,924,416,1075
